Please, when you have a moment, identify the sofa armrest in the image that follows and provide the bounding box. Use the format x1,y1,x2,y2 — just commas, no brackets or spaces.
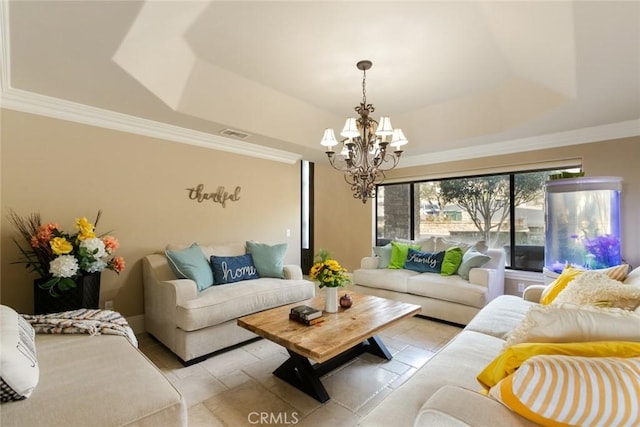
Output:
283,264,303,280
360,256,380,269
522,285,546,303
415,385,537,427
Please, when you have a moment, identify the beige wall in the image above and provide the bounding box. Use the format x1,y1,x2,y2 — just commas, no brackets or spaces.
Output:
1,109,304,316
2,108,638,317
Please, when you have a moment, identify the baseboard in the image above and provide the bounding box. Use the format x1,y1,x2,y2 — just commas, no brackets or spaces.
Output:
126,314,145,335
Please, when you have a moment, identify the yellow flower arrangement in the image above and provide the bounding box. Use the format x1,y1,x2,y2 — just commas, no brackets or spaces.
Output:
309,249,351,288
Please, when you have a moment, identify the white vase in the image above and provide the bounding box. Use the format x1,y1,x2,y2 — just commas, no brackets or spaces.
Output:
325,287,338,313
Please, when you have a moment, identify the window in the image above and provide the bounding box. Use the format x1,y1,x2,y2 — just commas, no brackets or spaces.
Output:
375,167,580,272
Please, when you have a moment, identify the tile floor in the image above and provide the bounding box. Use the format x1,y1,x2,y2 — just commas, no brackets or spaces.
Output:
138,316,461,427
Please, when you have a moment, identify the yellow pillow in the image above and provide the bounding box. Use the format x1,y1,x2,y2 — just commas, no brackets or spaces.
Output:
477,341,640,391
540,264,630,305
540,267,583,305
489,355,640,427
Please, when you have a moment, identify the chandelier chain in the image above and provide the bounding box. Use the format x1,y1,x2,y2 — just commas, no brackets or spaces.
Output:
362,68,367,105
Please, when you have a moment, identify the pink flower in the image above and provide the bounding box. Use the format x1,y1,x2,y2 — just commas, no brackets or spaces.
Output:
103,236,120,253
112,256,125,273
30,223,60,248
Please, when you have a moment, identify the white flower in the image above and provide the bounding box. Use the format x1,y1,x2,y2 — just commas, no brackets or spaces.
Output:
50,255,79,278
86,259,107,273
80,237,107,259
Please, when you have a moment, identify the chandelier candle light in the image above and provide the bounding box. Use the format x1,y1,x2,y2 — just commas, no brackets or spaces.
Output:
321,60,408,203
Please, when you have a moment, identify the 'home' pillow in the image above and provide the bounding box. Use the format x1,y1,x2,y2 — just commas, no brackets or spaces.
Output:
0,305,39,402
211,254,259,284
404,248,445,273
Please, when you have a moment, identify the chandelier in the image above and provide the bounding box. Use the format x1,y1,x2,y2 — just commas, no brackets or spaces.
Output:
320,60,408,203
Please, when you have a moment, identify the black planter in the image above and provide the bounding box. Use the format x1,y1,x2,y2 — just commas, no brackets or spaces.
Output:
33,272,101,314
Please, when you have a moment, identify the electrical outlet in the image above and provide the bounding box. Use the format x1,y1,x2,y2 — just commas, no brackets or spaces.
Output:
104,300,114,310
517,283,526,293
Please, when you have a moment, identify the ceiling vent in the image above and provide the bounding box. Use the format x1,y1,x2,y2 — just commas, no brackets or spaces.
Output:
220,128,251,139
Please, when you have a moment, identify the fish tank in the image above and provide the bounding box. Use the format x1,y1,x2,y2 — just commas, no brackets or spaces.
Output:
544,176,622,273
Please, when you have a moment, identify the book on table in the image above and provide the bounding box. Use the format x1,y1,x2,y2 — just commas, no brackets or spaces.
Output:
290,305,322,320
288,313,324,326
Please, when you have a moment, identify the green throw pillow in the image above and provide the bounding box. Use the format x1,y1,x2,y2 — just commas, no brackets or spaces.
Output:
458,249,491,280
165,243,214,291
246,241,287,278
389,241,421,269
441,247,463,276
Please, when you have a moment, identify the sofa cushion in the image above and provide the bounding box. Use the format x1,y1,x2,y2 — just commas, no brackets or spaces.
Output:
489,355,640,426
389,241,421,269
211,254,259,285
457,249,491,280
176,278,315,331
246,241,287,278
372,244,392,268
405,248,444,273
352,268,417,293
165,243,214,291
407,274,488,308
465,295,534,339
360,330,504,427
0,306,39,402
1,334,187,427
541,264,631,304
395,236,436,253
505,303,640,347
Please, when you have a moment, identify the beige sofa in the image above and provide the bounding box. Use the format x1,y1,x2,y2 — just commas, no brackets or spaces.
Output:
359,266,640,426
1,333,187,427
353,248,505,325
142,242,315,364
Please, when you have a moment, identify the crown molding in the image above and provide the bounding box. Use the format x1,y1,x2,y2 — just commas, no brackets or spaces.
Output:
0,87,302,164
399,119,640,168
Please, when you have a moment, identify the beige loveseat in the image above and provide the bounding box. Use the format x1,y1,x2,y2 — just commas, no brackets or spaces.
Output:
1,307,186,426
353,244,505,325
142,242,315,364
359,266,640,426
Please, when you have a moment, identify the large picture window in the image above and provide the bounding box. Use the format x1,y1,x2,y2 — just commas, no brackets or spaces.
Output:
375,167,580,272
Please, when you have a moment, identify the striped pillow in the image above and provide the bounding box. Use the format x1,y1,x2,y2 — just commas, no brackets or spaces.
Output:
490,355,640,426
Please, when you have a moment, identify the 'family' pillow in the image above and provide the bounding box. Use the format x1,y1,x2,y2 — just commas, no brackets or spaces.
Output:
0,305,39,402
404,248,445,273
211,254,259,284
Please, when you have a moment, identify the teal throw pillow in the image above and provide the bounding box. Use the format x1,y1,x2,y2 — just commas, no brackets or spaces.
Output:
373,244,392,269
246,241,287,278
457,249,491,280
389,241,421,269
441,247,463,276
165,243,214,291
405,248,445,273
211,254,259,284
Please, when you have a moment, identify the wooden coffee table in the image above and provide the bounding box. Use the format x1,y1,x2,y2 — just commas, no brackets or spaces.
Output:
237,291,421,402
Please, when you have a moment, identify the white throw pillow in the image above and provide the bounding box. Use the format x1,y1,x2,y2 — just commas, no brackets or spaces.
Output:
505,303,640,347
553,271,640,310
434,237,471,253
0,305,39,402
